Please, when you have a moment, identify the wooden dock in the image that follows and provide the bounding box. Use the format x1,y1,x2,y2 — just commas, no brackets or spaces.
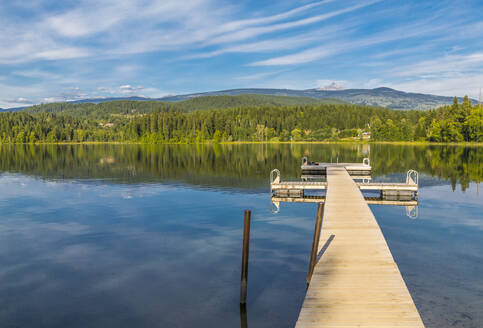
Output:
301,157,372,175
295,166,424,327
270,168,419,201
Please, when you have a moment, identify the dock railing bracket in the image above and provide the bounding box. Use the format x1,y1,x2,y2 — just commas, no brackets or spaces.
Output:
406,205,419,219
270,169,280,193
406,170,419,186
302,156,308,166
271,201,280,214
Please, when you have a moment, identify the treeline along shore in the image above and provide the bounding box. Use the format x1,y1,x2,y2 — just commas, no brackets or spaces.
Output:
0,95,481,143
0,143,481,191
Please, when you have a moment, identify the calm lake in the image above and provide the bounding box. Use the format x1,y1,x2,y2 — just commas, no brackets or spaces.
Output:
0,143,482,328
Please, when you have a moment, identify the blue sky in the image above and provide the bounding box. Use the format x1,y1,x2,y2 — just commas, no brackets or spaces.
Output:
0,0,482,108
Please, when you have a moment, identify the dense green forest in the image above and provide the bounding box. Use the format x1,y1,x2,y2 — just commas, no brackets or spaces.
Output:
0,95,481,143
24,94,344,117
371,96,482,142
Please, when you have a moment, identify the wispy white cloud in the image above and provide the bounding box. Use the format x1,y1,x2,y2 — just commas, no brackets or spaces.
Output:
119,85,143,93
250,45,336,66
46,1,128,37
370,44,435,60
0,0,227,63
96,85,167,98
41,88,90,103
0,0,482,105
208,0,380,45
0,83,48,108
115,65,141,75
315,80,348,90
234,70,289,82
345,52,483,98
13,69,63,80
386,74,483,99
187,24,352,59
361,79,384,89
219,0,334,32
3,97,34,105
391,52,483,78
383,52,483,98
249,15,467,66
188,37,313,59
0,25,92,64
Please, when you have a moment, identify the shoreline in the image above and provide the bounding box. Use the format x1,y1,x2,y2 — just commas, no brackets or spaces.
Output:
1,141,482,146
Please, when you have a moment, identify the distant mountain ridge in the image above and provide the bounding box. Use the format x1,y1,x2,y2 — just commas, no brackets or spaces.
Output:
159,87,476,110
2,87,477,111
23,94,346,116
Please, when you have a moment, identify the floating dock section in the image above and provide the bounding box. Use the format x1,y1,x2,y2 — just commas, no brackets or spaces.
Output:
301,157,372,175
271,169,419,200
294,166,424,327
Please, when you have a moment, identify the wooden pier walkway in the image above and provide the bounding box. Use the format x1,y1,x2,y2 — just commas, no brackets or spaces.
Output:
295,166,424,327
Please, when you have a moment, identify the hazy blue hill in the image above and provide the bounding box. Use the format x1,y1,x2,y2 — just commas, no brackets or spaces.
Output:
160,87,477,110
160,88,307,101
23,94,346,117
8,87,477,111
171,94,345,110
309,87,475,110
0,107,22,112
71,96,152,104
0,106,28,112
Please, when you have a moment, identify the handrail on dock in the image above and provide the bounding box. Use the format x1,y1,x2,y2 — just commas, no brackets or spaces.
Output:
406,205,419,219
270,169,419,193
270,169,280,185
302,157,371,167
406,169,419,185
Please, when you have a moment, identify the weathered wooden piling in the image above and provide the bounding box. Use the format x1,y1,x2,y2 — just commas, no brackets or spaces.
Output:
240,209,251,305
240,303,248,328
306,203,323,286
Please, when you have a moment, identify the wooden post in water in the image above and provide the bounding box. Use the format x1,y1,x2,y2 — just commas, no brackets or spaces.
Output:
307,203,324,286
240,210,251,304
240,303,248,328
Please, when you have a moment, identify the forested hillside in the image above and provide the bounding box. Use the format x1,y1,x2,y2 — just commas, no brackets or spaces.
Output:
0,97,481,143
159,87,476,110
23,94,344,118
14,86,466,111
371,96,482,142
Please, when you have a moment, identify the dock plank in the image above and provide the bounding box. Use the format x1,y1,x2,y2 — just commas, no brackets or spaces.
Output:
295,166,424,328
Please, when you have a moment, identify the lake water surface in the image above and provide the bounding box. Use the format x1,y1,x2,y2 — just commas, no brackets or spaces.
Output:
0,144,481,328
